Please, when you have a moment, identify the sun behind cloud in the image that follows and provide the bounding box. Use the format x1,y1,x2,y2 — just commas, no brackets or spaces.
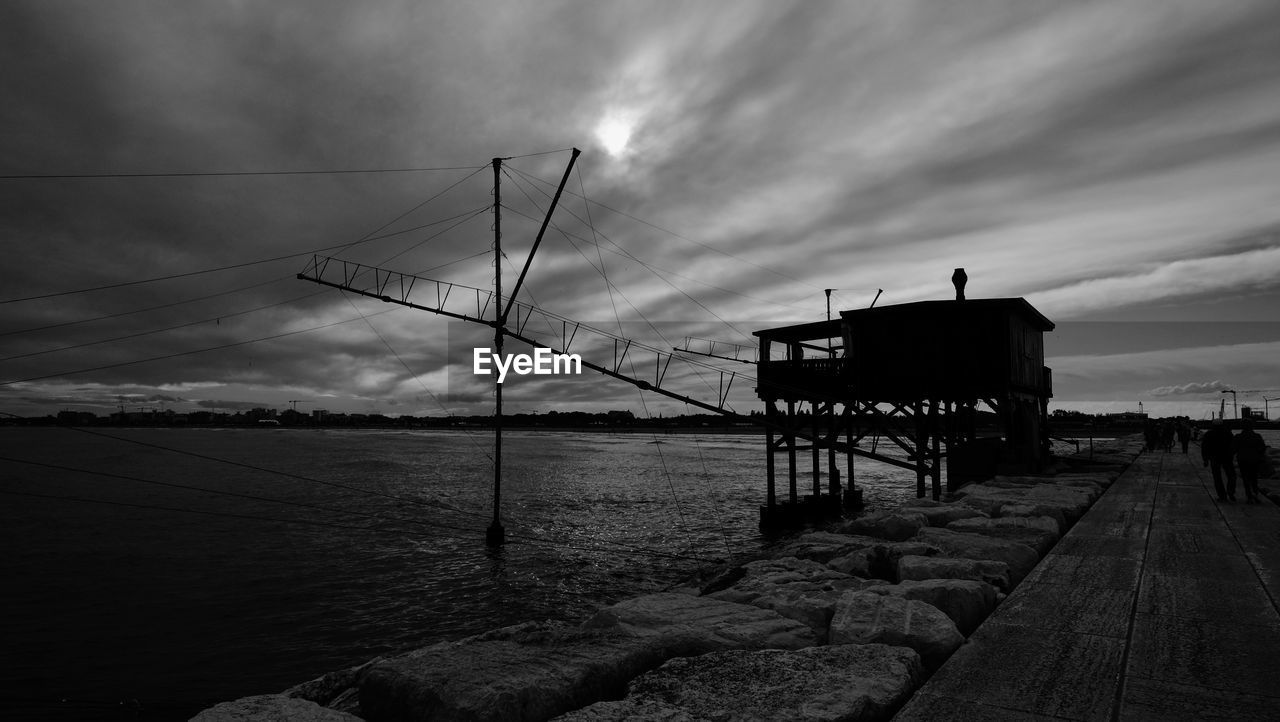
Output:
594,114,633,157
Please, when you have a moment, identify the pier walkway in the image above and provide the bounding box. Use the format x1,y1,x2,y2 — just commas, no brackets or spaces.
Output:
895,448,1280,720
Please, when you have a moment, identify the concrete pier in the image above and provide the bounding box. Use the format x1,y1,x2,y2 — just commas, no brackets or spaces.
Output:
895,449,1280,720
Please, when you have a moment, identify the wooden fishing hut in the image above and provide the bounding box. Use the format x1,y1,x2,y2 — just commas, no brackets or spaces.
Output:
753,270,1055,529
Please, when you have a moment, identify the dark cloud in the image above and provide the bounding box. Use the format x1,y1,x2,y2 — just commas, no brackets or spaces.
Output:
4,1,1280,417
194,399,268,411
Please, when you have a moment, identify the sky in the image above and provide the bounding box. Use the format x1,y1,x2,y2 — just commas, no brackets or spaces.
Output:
2,0,1279,421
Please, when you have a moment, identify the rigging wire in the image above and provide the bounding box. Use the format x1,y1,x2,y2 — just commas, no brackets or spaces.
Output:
498,175,742,408
0,487,385,534
580,163,718,558
0,164,486,180
504,162,819,290
0,274,287,338
502,196,815,313
1,198,496,383
373,206,490,269
0,454,468,541
504,148,576,160
0,249,495,368
0,308,398,387
10,415,719,562
499,254,564,349
0,204,491,358
0,458,717,564
0,165,488,306
339,291,495,463
504,167,757,347
0,291,326,363
54,423,490,520
692,434,735,557
504,166,814,317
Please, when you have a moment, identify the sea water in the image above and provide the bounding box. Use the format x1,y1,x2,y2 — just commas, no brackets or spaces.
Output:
0,426,924,719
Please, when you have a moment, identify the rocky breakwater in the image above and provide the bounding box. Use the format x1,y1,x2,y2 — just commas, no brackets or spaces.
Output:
192,438,1143,722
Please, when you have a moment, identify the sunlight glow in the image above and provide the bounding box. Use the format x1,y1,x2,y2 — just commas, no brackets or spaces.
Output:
595,117,633,156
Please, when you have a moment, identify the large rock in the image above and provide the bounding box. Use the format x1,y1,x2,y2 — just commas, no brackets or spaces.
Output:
770,531,884,564
897,500,989,527
191,694,363,721
944,515,1061,556
829,591,964,670
949,513,1062,536
1079,452,1139,466
706,557,889,641
284,658,380,716
360,595,818,721
826,540,939,581
584,592,820,650
994,475,1107,496
556,645,922,722
866,579,998,636
1052,472,1118,487
897,555,1011,593
994,503,1068,533
952,483,1093,526
914,528,1040,586
836,510,929,541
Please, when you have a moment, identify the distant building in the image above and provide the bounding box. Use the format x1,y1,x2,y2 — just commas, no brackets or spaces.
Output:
1104,412,1147,426
1241,406,1266,421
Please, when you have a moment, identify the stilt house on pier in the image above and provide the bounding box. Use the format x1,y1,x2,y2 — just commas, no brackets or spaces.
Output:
753,270,1055,528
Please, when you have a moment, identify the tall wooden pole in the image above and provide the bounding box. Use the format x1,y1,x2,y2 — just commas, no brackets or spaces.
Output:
487,157,506,546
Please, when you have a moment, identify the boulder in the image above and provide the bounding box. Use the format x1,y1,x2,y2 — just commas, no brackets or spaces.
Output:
191,694,363,721
897,501,989,527
836,510,929,542
1053,472,1118,486
554,698,695,720
583,592,820,650
952,484,1092,525
995,503,1068,533
866,579,998,636
1073,452,1137,466
995,475,1107,495
896,555,1011,593
284,658,380,716
770,531,884,564
706,557,888,641
826,540,939,581
914,528,1040,586
706,558,855,599
556,645,922,722
944,516,1061,556
829,591,964,670
360,595,818,722
951,513,1061,536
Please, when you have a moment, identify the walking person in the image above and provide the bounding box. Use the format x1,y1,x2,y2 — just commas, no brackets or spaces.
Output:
1176,421,1191,454
1144,419,1159,453
1201,419,1237,502
1236,419,1267,504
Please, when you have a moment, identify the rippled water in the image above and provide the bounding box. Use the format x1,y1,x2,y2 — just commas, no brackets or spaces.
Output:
0,426,926,719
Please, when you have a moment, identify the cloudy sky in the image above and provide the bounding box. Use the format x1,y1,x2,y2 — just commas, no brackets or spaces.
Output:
2,0,1279,421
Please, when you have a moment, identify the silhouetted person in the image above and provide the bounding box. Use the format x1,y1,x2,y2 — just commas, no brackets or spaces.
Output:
1143,419,1159,453
1160,421,1175,452
952,267,967,301
1176,421,1191,453
1201,419,1237,502
1236,419,1267,504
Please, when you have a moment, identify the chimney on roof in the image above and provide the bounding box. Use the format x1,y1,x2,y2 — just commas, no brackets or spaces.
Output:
952,268,967,301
